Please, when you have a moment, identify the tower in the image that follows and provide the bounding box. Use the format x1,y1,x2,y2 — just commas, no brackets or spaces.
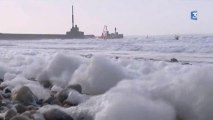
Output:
66,5,84,38
72,5,75,28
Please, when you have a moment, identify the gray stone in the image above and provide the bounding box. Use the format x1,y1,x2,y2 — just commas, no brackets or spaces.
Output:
63,100,77,107
3,87,11,94
39,80,52,89
2,87,11,98
4,109,17,120
175,36,179,40
51,99,62,106
14,104,27,114
1,99,13,107
56,89,69,103
36,99,43,106
0,78,3,83
2,93,11,99
26,105,39,111
32,112,46,120
43,109,73,120
43,95,54,104
0,85,5,91
76,113,94,120
12,86,37,106
67,84,82,93
171,58,178,63
10,115,30,120
21,111,34,119
0,106,8,113
176,115,183,120
0,94,3,101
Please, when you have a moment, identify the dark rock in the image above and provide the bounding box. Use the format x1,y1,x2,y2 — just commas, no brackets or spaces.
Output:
0,117,3,120
39,80,52,89
14,104,27,114
43,95,54,104
10,115,30,120
36,99,43,106
63,103,71,108
43,95,62,106
26,105,39,111
51,99,62,106
56,89,69,103
67,84,82,93
84,54,93,58
176,115,183,120
43,109,73,120
0,78,3,83
3,87,11,94
63,101,77,108
115,56,119,59
170,58,178,63
0,94,3,101
175,35,179,40
28,77,36,81
0,106,8,113
2,93,11,99
1,99,13,107
50,91,57,96
0,85,5,91
32,112,46,120
4,109,17,120
12,86,37,106
76,113,94,120
21,111,34,119
182,62,191,65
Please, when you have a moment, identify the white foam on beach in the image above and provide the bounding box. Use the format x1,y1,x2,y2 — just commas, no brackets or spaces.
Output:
0,35,213,120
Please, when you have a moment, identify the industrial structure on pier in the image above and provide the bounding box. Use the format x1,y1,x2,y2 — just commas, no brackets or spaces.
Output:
66,6,85,39
0,6,94,40
100,25,123,39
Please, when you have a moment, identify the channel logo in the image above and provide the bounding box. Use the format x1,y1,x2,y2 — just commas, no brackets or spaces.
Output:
191,11,198,20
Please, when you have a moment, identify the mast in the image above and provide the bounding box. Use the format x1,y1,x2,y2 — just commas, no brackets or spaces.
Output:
72,5,74,28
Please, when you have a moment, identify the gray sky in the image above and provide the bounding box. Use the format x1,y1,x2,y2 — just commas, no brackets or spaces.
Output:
0,0,213,36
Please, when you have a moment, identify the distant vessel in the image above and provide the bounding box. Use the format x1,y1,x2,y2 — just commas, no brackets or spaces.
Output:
100,25,123,39
0,5,94,40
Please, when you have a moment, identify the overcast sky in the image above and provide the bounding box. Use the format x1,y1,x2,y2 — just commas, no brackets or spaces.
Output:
0,0,213,36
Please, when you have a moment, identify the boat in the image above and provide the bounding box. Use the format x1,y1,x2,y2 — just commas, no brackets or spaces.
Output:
100,26,124,39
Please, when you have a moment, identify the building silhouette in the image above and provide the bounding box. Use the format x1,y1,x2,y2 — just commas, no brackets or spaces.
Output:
0,5,93,40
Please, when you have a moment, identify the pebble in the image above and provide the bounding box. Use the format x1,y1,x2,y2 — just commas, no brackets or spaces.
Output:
170,58,178,62
4,109,17,120
12,86,37,106
14,104,27,114
10,115,30,120
67,84,82,93
43,109,73,120
0,82,85,120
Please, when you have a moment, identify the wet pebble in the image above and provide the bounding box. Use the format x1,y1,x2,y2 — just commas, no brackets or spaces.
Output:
14,104,27,114
67,84,82,94
12,86,37,106
43,109,73,120
10,115,30,120
4,109,17,120
170,58,178,63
